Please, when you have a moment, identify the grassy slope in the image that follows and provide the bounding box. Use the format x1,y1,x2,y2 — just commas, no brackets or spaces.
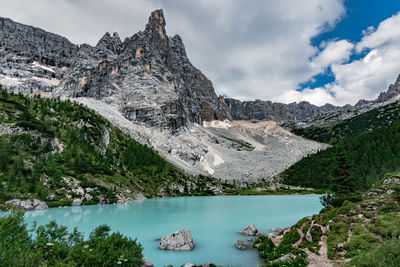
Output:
0,90,232,209
282,100,400,189
254,176,400,266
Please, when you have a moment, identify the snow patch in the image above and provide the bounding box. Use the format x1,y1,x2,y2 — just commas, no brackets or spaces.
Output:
203,120,232,129
30,61,55,73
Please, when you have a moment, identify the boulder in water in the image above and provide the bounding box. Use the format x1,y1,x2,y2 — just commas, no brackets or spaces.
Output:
141,258,153,267
235,239,246,250
238,224,259,236
159,229,194,251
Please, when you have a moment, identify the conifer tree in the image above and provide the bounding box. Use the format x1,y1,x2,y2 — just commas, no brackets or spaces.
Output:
331,146,358,195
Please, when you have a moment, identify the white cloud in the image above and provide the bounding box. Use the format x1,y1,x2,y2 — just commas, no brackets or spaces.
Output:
282,11,400,106
356,12,400,52
310,40,354,71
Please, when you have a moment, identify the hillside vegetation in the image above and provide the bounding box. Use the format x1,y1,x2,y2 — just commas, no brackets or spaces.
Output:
254,176,400,266
283,100,400,189
0,88,229,209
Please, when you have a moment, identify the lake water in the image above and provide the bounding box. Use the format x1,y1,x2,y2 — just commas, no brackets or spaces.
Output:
23,195,322,267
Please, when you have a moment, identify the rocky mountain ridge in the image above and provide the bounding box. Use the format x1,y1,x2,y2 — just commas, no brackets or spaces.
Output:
2,10,400,131
225,74,400,124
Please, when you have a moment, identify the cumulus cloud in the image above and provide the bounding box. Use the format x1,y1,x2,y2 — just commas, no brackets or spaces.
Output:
310,40,354,71
284,11,400,106
1,0,399,106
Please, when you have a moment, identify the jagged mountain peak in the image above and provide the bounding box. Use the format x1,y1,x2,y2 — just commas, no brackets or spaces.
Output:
96,31,122,53
144,9,168,43
376,74,400,103
147,9,166,28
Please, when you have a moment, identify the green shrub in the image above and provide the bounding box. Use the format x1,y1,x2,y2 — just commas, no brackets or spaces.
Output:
281,229,300,246
0,212,143,266
378,201,400,215
367,213,400,239
254,235,275,254
343,225,379,258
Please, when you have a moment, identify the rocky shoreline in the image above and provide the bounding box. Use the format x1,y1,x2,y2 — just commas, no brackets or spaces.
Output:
1,188,321,212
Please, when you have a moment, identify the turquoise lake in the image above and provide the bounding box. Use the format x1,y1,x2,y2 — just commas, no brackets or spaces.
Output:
23,195,322,267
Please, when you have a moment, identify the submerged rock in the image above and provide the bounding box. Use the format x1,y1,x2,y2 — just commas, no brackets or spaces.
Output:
238,224,259,236
271,227,282,233
159,229,194,251
235,239,246,250
141,257,153,267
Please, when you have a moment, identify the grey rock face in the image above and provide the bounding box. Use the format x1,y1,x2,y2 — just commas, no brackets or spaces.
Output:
238,224,259,236
235,239,246,250
375,74,400,103
224,98,350,123
0,10,231,132
0,17,78,67
159,229,194,251
52,9,231,132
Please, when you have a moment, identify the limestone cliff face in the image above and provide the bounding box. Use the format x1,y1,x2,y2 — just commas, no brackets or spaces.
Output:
0,17,78,67
54,9,232,131
0,10,231,131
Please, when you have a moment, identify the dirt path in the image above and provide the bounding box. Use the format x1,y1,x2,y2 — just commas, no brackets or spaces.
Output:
335,225,353,265
294,221,307,248
361,224,383,241
307,226,333,267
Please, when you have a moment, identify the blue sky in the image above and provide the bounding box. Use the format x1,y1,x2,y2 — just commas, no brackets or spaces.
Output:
301,0,400,91
2,0,400,106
